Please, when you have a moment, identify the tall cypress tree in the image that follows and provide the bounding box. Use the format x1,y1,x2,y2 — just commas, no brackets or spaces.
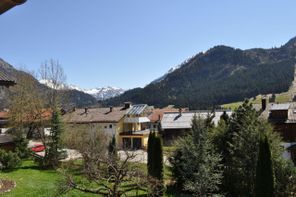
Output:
255,136,275,197
153,136,164,181
147,131,155,176
108,134,117,157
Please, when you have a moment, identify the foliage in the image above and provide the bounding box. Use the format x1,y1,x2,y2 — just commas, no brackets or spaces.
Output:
108,134,117,157
44,109,64,168
213,100,296,196
170,115,222,196
105,42,296,109
0,149,21,170
148,132,164,196
255,136,275,197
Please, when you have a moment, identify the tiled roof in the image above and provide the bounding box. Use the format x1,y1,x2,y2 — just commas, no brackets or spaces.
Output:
161,110,232,130
63,107,128,123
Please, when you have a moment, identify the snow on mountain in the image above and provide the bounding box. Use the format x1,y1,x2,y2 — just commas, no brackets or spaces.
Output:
84,87,125,101
150,56,194,84
39,79,125,101
39,79,67,90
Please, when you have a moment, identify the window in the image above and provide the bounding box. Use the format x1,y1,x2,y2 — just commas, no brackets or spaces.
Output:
104,126,107,129
109,124,113,129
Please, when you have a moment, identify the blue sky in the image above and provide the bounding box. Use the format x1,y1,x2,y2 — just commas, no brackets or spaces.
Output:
0,0,296,89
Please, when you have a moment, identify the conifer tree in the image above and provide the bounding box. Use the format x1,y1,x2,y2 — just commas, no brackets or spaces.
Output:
255,136,275,197
147,131,155,176
108,134,117,157
170,115,222,196
45,109,64,167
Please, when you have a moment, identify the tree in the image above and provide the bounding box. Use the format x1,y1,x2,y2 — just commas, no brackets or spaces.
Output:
39,59,66,108
9,72,45,159
147,132,164,196
108,134,117,157
222,100,260,196
44,109,64,168
170,115,222,196
255,136,275,197
217,100,295,196
147,131,155,176
60,126,157,196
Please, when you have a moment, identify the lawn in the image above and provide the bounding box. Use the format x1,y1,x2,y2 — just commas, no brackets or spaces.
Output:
0,160,97,197
0,159,174,197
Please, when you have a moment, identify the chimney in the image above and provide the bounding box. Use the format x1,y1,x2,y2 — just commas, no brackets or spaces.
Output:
85,107,88,114
124,102,132,109
110,106,113,112
179,108,182,116
262,97,267,111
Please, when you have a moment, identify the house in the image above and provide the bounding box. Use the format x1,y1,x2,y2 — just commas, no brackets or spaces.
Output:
267,102,296,141
161,109,232,145
118,103,153,149
0,0,26,15
148,107,189,131
63,105,130,138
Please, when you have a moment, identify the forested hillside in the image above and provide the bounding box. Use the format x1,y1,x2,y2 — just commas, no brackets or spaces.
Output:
104,37,296,109
0,59,97,109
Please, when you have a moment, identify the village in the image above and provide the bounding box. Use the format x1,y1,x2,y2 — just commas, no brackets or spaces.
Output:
2,0,296,196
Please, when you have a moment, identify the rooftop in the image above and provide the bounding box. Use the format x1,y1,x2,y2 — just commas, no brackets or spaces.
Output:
161,110,232,130
63,107,128,123
126,104,148,115
270,103,291,111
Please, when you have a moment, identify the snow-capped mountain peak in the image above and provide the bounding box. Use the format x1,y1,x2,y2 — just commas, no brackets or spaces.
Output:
39,79,125,101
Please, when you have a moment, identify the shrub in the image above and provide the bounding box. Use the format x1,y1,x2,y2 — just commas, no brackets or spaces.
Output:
0,149,21,170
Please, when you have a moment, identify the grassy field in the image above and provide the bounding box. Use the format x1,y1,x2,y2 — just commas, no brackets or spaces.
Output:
222,92,292,110
0,159,174,197
0,160,97,197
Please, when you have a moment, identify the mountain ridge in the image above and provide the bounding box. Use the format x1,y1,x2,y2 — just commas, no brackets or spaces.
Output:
104,36,296,109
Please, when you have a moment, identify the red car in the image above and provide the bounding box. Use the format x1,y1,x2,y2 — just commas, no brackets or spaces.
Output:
31,144,45,152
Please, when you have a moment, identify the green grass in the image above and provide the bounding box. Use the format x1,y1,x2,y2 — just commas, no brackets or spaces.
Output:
0,160,96,197
0,159,174,197
222,92,293,110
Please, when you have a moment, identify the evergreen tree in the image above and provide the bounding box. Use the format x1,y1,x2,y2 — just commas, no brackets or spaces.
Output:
255,136,275,197
170,115,222,196
152,136,164,180
147,131,155,176
108,134,117,157
45,109,64,167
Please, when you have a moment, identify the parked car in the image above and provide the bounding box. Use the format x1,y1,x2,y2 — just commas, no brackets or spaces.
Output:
31,144,45,152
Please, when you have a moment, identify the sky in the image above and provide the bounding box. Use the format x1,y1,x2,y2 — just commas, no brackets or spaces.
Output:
1,0,296,90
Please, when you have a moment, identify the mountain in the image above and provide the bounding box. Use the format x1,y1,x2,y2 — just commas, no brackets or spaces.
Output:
83,87,125,101
40,81,125,101
104,37,296,109
0,59,97,109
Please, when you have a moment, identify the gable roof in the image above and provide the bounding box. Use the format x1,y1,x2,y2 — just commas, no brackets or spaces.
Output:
63,107,128,124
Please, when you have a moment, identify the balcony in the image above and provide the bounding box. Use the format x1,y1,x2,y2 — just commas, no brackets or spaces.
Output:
120,129,150,136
